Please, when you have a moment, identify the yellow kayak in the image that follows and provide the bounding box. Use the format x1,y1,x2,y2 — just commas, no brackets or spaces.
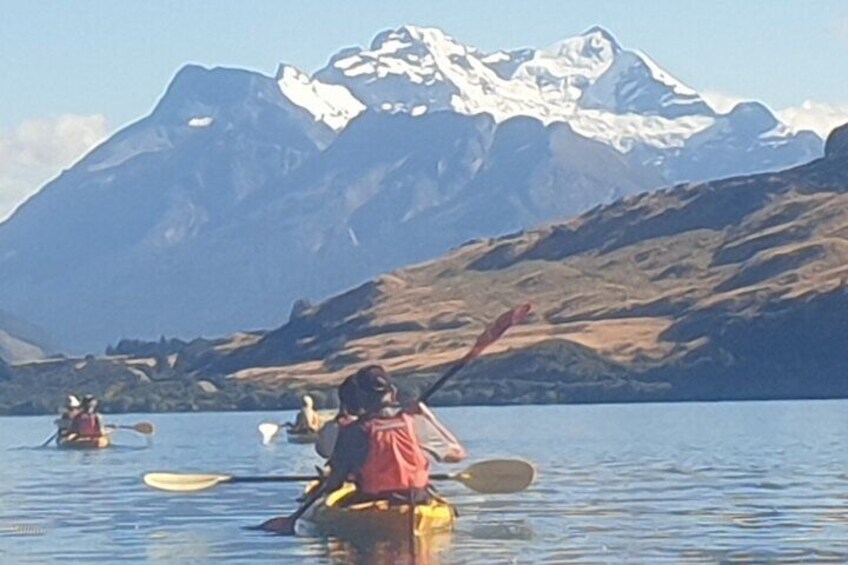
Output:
285,428,320,444
285,411,335,444
57,435,111,450
304,483,456,539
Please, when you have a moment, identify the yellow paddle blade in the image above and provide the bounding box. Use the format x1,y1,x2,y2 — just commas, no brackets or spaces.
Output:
451,459,536,494
133,422,155,435
143,473,232,492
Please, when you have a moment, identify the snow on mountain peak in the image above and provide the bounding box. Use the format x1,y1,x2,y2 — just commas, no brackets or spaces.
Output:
276,64,365,131
316,24,496,116
577,49,714,119
305,25,814,154
548,26,620,66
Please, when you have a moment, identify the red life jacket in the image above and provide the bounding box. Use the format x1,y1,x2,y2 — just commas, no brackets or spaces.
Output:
75,413,102,437
358,413,430,496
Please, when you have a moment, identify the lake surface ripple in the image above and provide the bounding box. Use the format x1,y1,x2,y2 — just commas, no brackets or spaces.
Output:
2,400,847,563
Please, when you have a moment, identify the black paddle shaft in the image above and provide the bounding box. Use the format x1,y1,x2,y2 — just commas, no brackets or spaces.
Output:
420,361,466,404
231,475,318,484
419,304,530,404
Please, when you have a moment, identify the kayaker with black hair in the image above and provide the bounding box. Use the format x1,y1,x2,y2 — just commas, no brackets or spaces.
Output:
54,395,82,445
317,367,466,462
322,365,466,505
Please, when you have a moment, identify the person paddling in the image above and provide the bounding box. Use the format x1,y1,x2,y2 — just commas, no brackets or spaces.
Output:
323,365,464,505
315,369,466,463
68,395,105,439
288,394,321,434
54,395,82,445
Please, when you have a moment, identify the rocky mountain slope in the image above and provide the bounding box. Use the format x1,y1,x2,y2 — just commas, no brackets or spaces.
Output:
0,310,51,364
3,125,845,415
203,122,848,403
0,26,823,353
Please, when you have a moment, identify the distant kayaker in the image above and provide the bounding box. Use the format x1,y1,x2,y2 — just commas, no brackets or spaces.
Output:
54,395,82,444
69,395,105,438
322,365,466,504
288,395,321,434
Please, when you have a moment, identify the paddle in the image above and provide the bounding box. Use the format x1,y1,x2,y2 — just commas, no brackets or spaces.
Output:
106,422,155,435
420,303,533,403
143,459,535,495
258,422,291,445
144,472,318,492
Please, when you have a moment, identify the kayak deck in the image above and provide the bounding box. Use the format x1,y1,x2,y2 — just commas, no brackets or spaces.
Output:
285,429,320,444
57,435,110,449
286,412,335,444
303,483,456,539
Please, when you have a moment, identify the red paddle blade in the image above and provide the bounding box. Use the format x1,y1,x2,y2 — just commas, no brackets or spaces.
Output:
468,303,533,359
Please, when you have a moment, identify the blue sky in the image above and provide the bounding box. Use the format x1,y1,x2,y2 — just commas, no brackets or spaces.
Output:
1,0,846,220
2,0,847,127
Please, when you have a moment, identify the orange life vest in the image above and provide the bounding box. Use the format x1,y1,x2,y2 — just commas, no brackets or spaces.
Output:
358,413,430,496
74,413,102,437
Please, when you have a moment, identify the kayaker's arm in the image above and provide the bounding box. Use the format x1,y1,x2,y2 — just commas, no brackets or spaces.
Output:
408,402,467,463
325,424,368,485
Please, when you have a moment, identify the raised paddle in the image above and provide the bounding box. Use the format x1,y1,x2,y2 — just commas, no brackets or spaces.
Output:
143,459,535,495
420,303,533,403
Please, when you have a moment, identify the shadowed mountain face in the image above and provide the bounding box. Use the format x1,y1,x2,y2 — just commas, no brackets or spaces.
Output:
204,124,848,404
0,26,825,353
1,126,846,414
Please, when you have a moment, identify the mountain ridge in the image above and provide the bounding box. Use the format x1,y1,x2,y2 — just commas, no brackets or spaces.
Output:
0,25,827,352
1,123,846,414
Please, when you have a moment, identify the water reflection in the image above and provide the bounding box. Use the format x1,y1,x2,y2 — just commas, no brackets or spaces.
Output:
319,532,453,565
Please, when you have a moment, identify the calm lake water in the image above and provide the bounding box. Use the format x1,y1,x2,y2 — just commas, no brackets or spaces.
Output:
2,401,848,563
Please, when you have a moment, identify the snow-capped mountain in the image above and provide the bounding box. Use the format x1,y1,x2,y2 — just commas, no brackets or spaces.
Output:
0,25,829,352
312,24,820,177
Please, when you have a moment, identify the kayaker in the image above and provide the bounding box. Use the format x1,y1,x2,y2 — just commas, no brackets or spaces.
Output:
69,395,105,438
315,374,363,458
315,369,466,463
54,395,82,444
289,394,321,434
322,365,465,504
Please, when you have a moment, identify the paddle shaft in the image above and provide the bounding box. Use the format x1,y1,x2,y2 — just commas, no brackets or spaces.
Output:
40,431,59,448
420,304,531,403
419,360,467,404
109,425,147,432
106,422,155,435
227,475,317,484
